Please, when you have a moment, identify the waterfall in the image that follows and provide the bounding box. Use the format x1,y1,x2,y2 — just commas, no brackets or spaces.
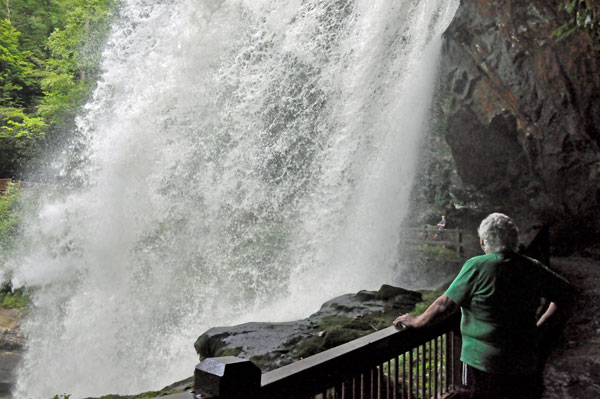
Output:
2,0,458,397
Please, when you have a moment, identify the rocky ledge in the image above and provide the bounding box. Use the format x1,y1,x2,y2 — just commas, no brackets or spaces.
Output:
194,284,424,372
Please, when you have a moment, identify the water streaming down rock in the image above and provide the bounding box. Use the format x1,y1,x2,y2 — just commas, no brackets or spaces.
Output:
3,0,458,397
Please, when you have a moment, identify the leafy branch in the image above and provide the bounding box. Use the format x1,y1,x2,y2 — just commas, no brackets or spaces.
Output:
552,0,600,41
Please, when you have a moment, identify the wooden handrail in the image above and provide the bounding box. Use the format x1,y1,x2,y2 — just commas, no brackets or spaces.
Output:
193,314,462,399
262,315,460,398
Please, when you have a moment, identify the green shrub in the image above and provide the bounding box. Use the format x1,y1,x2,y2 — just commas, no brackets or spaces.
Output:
0,282,30,310
0,182,23,252
0,183,26,309
553,1,600,41
0,184,32,310
411,290,444,316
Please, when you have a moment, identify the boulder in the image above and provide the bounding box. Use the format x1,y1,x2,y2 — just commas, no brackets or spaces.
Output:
194,284,422,372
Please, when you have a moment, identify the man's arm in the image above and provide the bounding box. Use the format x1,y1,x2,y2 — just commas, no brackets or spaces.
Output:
537,264,576,329
537,291,575,331
536,301,558,327
536,293,575,361
393,294,459,329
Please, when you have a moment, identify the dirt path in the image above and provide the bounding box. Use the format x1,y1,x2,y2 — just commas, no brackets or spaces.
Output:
542,257,600,398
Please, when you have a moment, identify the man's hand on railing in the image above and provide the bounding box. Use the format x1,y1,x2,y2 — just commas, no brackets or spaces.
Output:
392,294,459,330
393,314,416,329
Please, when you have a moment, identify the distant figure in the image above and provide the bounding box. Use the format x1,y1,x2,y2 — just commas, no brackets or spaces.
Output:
394,213,573,399
437,215,447,230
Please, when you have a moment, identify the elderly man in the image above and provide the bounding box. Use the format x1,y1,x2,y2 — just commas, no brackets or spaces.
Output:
393,213,573,399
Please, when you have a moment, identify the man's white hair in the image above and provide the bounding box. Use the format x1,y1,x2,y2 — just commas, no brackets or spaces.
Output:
478,213,519,253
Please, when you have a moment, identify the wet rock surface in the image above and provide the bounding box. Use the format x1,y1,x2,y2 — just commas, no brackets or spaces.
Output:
194,285,423,372
0,308,24,396
439,0,600,256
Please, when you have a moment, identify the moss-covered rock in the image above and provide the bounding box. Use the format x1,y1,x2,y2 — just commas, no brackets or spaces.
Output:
87,376,194,399
194,284,423,372
292,335,323,359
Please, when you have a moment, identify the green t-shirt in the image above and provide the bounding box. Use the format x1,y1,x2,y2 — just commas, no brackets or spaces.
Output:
445,252,571,375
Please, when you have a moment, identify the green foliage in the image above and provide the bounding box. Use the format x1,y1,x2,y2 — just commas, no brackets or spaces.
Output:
0,282,30,310
402,243,459,263
93,382,191,399
396,242,463,292
0,183,29,310
0,290,29,309
293,309,416,359
318,315,371,332
0,182,43,306
51,394,71,399
0,18,44,140
39,0,115,127
411,290,444,316
553,1,600,41
0,19,39,106
293,335,324,359
0,107,46,138
420,244,458,261
0,0,62,59
0,182,23,252
0,0,116,176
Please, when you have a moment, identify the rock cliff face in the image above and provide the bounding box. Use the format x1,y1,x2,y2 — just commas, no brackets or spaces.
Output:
439,0,600,255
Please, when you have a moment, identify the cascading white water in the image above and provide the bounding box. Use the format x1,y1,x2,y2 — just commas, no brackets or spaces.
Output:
1,0,458,397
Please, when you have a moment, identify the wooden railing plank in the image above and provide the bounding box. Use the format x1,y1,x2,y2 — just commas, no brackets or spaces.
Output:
258,315,459,399
193,316,462,399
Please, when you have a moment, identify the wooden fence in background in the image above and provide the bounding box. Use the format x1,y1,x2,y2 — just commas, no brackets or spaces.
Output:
398,227,463,256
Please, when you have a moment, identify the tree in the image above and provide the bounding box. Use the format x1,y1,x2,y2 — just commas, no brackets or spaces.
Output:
39,0,114,128
0,0,115,177
0,18,45,139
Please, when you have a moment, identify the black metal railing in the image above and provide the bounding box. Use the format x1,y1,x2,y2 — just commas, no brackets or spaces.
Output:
193,315,462,399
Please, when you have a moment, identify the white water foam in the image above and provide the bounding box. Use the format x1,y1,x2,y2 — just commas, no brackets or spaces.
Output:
2,0,458,397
